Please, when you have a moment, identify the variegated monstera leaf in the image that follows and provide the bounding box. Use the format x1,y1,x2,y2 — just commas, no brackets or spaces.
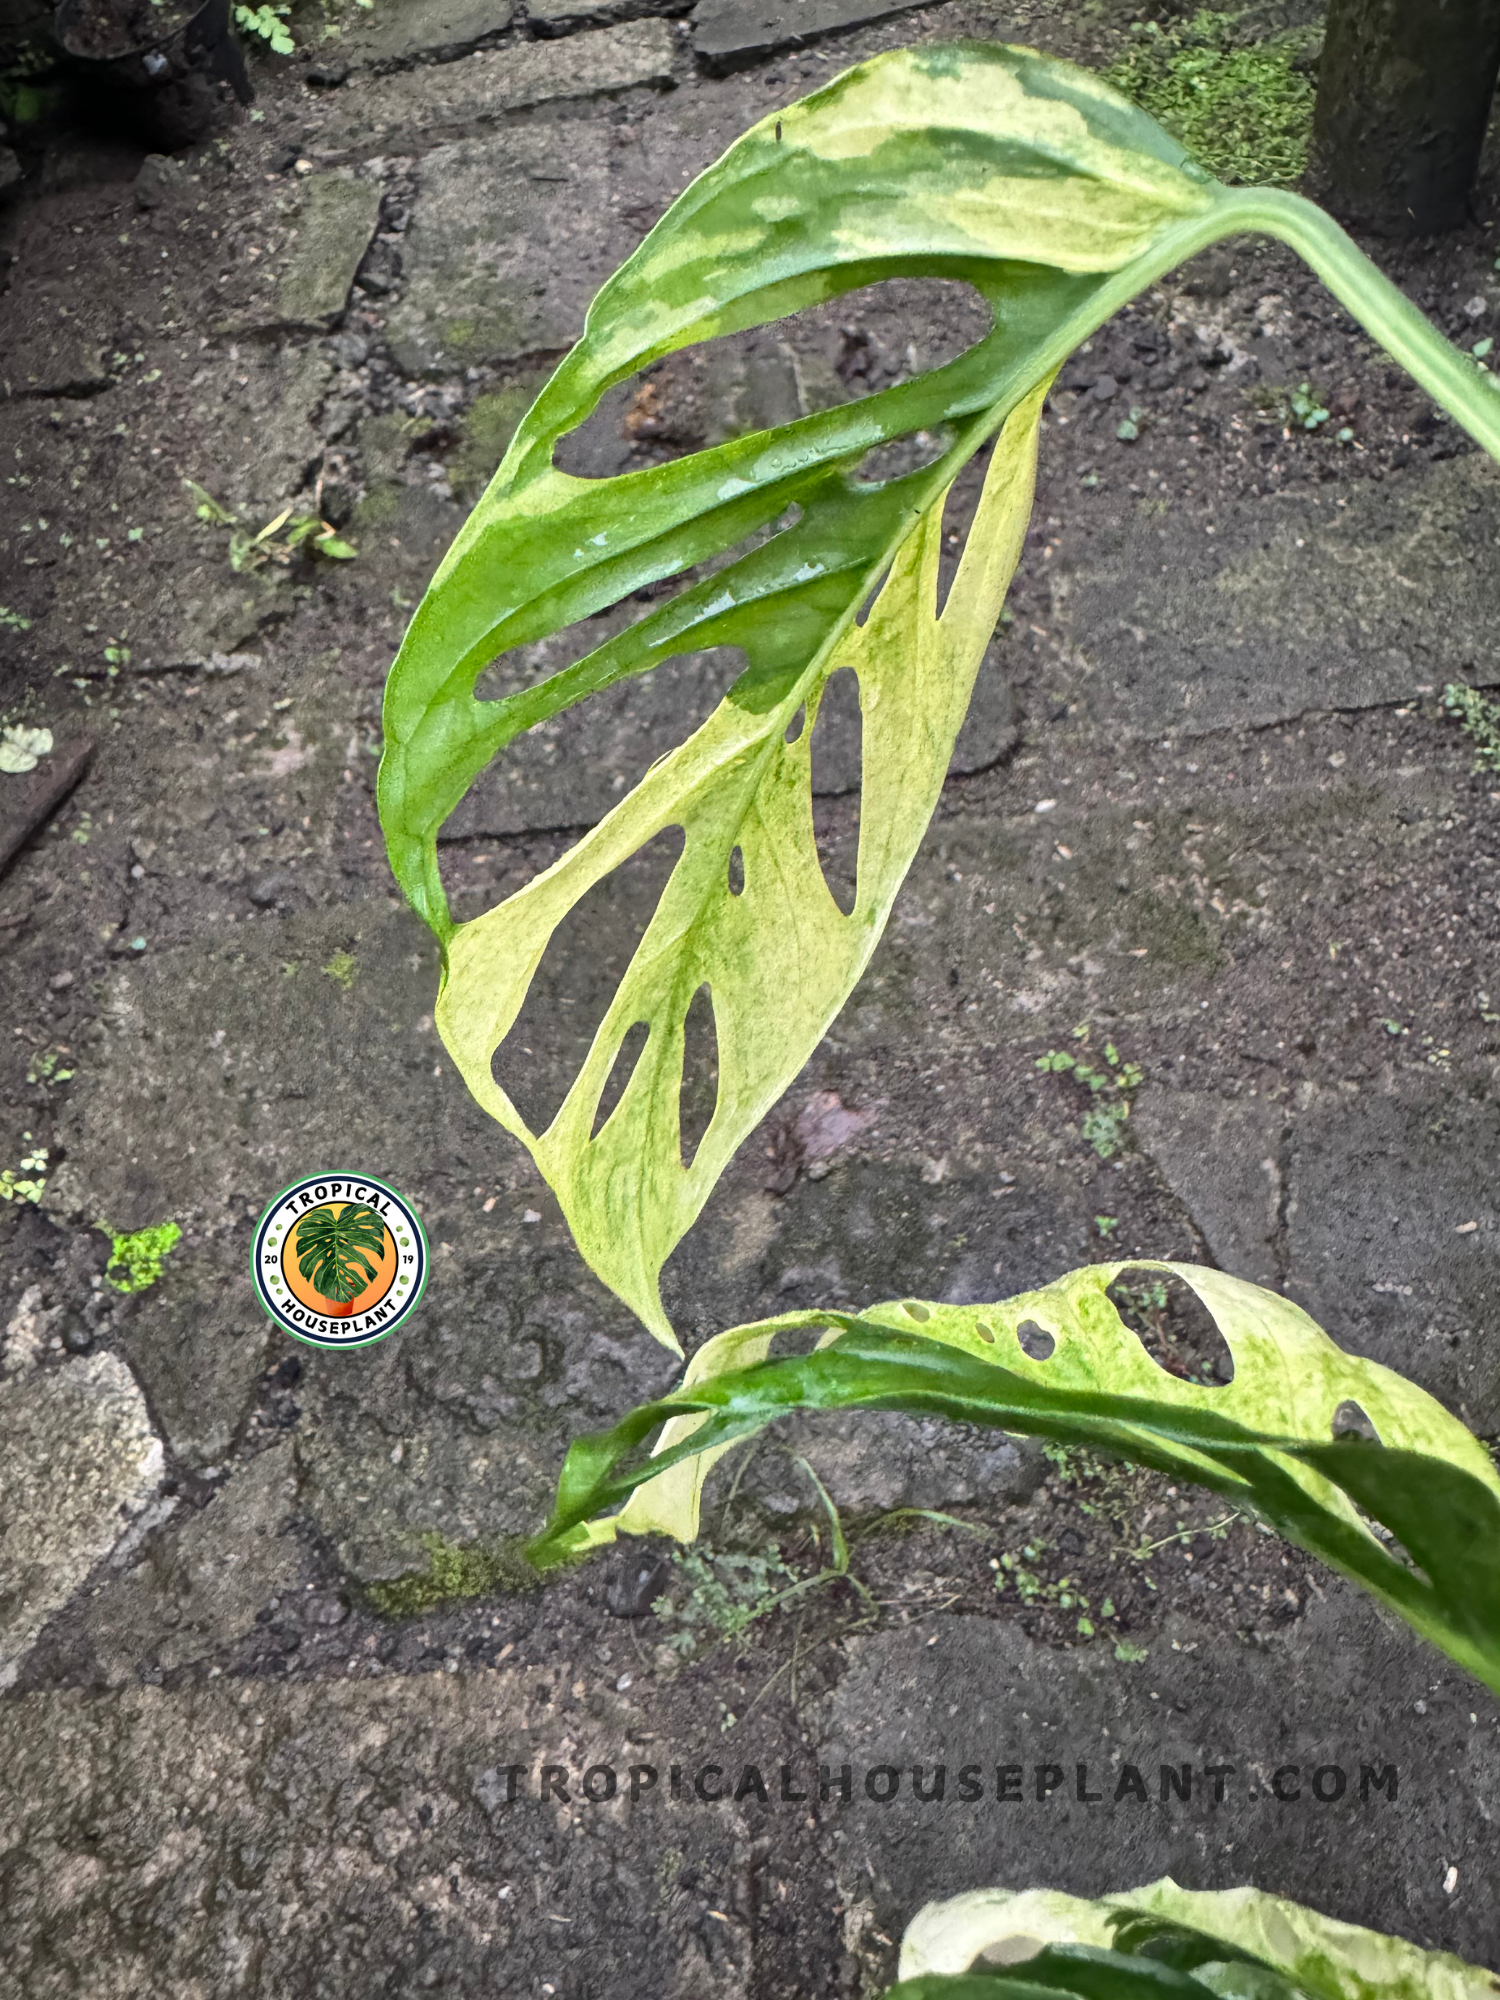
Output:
378,42,1500,1347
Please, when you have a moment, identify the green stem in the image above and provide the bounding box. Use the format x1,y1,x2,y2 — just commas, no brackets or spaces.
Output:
1217,186,1500,463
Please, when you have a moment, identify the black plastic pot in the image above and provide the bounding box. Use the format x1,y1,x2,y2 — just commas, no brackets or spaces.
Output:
54,0,252,146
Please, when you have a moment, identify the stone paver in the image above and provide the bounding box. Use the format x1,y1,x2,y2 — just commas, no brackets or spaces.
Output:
0,1351,163,1688
313,18,679,159
1048,451,1500,737
1132,1091,1285,1287
823,1594,1500,1973
694,0,948,73
80,1441,303,1684
339,0,517,70
0,1667,755,1999
1285,1078,1500,1430
273,174,384,330
385,123,634,376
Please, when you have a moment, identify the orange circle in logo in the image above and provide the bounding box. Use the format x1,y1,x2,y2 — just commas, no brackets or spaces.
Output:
281,1201,400,1320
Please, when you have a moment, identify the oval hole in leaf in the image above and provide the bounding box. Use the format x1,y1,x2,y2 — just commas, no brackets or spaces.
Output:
490,824,685,1134
678,982,720,1168
727,845,745,897
591,1020,650,1141
974,1320,997,1344
458,643,750,844
1332,1399,1381,1443
1016,1319,1055,1361
809,667,861,916
1108,1267,1234,1386
905,1301,931,1323
551,276,992,479
784,704,806,744
771,1321,834,1359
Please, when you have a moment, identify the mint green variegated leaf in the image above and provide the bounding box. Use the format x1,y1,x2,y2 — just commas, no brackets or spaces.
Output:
377,42,1235,1348
379,41,1500,1347
526,1262,1500,1698
897,1881,1500,2000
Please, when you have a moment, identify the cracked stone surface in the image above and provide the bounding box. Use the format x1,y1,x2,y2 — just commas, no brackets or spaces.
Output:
1284,1079,1500,1429
0,1350,163,1688
80,1441,303,1684
1131,1090,1285,1287
1048,452,1500,736
0,1666,756,1999
385,123,638,376
338,0,518,70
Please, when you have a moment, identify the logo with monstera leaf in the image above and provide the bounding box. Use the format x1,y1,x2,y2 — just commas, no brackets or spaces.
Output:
251,1172,427,1348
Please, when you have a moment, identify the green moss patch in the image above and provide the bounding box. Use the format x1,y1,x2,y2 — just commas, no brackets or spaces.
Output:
103,1220,183,1294
365,1534,534,1617
1104,10,1318,187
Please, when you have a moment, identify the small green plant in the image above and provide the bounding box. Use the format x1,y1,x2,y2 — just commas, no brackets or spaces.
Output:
0,1136,48,1204
1037,1030,1143,1158
1443,682,1500,773
653,1546,799,1654
0,606,31,633
234,3,294,55
893,1880,1496,1997
186,481,356,570
0,724,52,775
1102,10,1319,187
103,1219,182,1293
26,1049,74,1088
1253,379,1331,431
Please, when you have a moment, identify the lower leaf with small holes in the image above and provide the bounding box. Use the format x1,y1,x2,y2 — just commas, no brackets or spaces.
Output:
525,1261,1500,1700
893,1880,1499,2000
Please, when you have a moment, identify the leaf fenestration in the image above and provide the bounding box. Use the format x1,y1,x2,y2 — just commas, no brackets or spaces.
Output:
525,1262,1500,1699
379,42,1500,1346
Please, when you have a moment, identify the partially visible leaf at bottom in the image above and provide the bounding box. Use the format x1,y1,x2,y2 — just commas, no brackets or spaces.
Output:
436,383,1049,1349
896,1880,1499,2000
525,1261,1500,1700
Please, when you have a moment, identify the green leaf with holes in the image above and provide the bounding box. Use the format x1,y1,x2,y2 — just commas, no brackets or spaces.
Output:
525,1262,1500,1699
377,43,1500,1348
895,1881,1499,2000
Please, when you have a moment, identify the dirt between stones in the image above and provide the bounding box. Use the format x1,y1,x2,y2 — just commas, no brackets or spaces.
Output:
1,1,1500,1995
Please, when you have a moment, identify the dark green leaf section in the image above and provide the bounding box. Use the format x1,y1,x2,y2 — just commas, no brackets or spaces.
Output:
294,1203,388,1306
887,1945,1304,2000
525,1318,1500,1698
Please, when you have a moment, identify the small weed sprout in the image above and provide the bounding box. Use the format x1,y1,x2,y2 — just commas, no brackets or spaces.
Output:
26,1049,74,1088
1037,1028,1143,1158
1442,683,1500,773
186,480,356,570
0,1136,48,1204
234,4,294,54
653,1547,799,1655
